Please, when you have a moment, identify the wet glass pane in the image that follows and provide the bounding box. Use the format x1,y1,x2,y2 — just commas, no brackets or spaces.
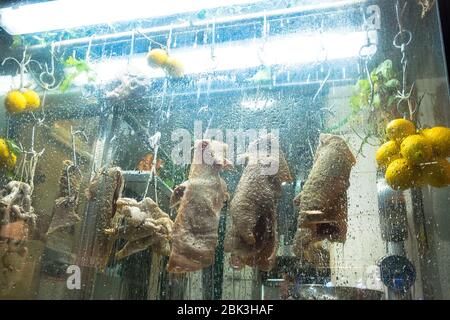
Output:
0,0,449,300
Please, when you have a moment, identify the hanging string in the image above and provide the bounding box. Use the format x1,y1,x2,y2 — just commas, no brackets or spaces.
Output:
135,28,167,50
359,10,376,111
393,0,415,120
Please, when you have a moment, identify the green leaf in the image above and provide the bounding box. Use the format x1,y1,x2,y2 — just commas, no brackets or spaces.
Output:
375,59,394,79
61,56,95,92
64,56,79,67
5,139,21,155
350,95,362,110
357,79,371,92
324,115,351,133
60,72,78,93
371,73,378,84
6,170,16,180
11,35,23,48
163,179,175,189
387,95,397,107
372,94,381,108
385,79,400,89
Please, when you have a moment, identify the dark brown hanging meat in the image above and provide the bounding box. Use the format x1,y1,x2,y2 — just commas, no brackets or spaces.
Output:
47,160,82,235
83,167,124,271
293,134,355,263
167,139,231,273
224,134,292,272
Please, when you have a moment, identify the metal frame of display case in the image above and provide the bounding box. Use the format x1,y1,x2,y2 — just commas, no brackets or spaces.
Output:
438,0,450,90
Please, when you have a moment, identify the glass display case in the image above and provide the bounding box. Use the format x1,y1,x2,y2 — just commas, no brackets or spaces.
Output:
0,0,449,300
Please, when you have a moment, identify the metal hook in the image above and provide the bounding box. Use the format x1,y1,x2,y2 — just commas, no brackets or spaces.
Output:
135,28,166,50
312,65,331,102
70,126,88,167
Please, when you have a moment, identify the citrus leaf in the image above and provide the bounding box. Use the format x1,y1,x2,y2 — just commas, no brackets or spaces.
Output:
5,139,21,155
350,95,361,110
385,79,400,89
373,94,381,108
60,72,78,93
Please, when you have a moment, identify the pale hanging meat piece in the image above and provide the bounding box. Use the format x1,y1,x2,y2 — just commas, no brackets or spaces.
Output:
0,181,36,240
418,0,435,18
293,134,355,264
0,181,35,295
84,167,124,271
47,160,82,235
167,140,231,273
224,134,292,272
104,197,173,259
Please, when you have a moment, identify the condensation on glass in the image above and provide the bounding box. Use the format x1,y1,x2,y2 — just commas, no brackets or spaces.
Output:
0,0,449,300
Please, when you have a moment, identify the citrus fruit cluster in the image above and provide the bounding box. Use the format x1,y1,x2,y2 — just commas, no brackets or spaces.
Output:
376,119,450,190
4,89,41,114
146,48,184,78
0,138,17,170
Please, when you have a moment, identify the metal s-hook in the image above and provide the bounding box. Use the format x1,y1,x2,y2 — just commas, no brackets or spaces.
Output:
257,11,269,66
166,25,173,55
70,126,88,168
209,18,219,71
312,18,331,103
358,7,378,111
393,0,414,119
65,125,86,197
135,28,166,50
2,47,40,90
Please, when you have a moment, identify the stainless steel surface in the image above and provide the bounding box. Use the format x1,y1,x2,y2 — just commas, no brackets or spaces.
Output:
387,242,406,256
263,284,384,300
376,171,408,242
122,170,173,198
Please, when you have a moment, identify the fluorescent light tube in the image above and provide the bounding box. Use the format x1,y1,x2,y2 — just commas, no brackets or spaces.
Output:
0,0,262,35
90,30,368,83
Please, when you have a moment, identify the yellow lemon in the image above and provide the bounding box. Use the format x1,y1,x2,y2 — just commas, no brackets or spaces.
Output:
400,134,433,165
23,90,41,110
164,57,184,77
421,159,450,188
4,90,27,113
146,49,169,67
0,139,10,159
385,158,423,190
6,153,17,169
421,126,450,158
376,141,401,168
386,119,416,142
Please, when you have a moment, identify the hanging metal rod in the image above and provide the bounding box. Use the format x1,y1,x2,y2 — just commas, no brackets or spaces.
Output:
27,0,367,50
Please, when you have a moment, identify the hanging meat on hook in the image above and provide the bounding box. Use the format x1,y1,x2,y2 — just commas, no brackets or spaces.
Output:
224,134,292,272
167,139,232,273
293,134,355,265
136,153,164,173
0,181,35,295
84,167,124,271
0,181,36,240
0,240,28,295
104,197,173,259
46,160,82,235
418,0,435,18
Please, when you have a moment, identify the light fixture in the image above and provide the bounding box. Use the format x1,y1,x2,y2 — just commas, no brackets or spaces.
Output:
89,30,368,83
0,0,262,35
241,98,275,110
